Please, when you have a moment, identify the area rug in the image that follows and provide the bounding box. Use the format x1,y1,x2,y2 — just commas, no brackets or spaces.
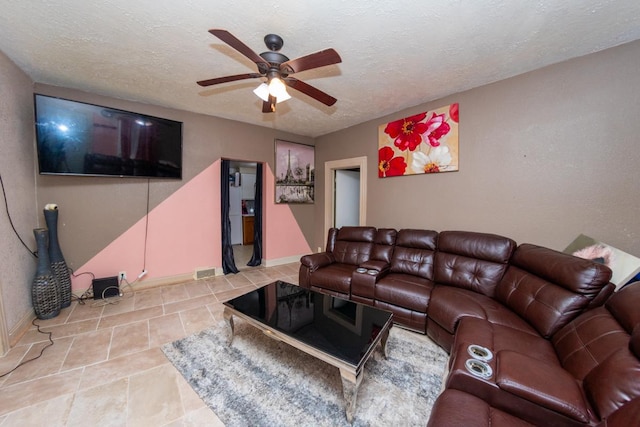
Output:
162,320,448,426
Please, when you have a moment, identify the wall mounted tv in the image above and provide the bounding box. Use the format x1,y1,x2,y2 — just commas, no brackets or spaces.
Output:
34,94,183,179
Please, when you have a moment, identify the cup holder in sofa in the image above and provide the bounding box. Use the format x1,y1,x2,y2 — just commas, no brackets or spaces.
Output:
467,344,493,362
465,359,493,379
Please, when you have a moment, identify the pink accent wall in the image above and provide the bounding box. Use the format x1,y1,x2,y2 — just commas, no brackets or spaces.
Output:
72,162,221,290
264,164,312,259
72,161,310,291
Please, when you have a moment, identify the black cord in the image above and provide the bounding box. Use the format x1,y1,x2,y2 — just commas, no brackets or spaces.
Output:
0,318,54,378
0,172,37,258
68,267,96,304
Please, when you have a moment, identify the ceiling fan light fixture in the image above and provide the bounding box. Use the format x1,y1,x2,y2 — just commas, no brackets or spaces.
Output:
268,77,290,100
254,82,290,103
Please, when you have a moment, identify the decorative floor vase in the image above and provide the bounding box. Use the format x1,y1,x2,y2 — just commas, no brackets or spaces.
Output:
44,204,71,308
32,228,61,320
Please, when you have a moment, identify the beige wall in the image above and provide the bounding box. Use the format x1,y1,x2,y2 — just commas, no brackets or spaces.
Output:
34,85,315,271
315,40,640,257
3,38,640,349
0,51,38,346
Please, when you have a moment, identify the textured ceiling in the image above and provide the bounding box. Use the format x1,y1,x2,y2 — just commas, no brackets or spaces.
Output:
1,1,640,137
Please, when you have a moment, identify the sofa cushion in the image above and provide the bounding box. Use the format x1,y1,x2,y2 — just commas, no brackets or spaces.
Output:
428,286,538,336
388,229,438,279
374,273,434,312
506,243,612,296
605,282,640,333
428,389,536,427
496,350,592,423
582,346,640,420
434,231,516,298
453,317,558,364
370,228,397,263
331,226,376,266
601,397,640,427
495,244,613,338
552,306,630,380
306,263,356,295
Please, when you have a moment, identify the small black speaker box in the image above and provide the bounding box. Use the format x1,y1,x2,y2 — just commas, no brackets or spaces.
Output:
92,276,120,299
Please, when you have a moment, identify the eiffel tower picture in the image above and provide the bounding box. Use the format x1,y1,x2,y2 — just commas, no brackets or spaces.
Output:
275,140,315,204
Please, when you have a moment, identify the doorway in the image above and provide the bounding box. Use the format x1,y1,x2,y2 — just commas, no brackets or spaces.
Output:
324,156,367,238
226,160,261,271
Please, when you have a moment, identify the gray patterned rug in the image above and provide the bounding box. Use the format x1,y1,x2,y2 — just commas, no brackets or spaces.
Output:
162,320,448,426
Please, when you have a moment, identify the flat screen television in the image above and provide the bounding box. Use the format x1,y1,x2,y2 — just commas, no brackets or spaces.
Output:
34,94,183,179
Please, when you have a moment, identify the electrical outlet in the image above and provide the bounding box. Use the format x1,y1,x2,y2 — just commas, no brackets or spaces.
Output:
118,271,127,281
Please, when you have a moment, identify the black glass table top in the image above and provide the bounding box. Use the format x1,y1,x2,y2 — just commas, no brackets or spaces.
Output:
223,281,393,367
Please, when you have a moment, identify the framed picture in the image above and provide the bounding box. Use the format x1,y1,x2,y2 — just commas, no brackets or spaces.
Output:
564,234,640,290
378,103,459,178
274,139,315,204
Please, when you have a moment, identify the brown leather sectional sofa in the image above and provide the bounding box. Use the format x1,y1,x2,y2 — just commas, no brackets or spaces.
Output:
299,226,640,426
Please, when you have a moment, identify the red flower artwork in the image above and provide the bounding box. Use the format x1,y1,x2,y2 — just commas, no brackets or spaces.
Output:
378,146,407,177
378,103,459,178
424,113,451,147
384,113,429,152
449,103,459,123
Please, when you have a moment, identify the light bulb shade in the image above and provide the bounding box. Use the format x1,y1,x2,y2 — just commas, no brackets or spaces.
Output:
254,82,291,103
253,83,270,102
268,78,290,100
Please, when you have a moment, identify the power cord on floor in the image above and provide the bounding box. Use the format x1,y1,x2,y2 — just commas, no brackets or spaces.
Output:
89,276,136,307
69,267,96,304
0,319,54,378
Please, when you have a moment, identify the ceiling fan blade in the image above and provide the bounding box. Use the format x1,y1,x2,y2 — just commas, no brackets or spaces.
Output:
208,29,270,67
262,95,276,113
281,49,342,74
285,77,337,106
197,73,261,87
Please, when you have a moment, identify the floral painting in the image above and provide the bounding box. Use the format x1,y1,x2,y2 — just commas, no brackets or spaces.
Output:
378,103,459,178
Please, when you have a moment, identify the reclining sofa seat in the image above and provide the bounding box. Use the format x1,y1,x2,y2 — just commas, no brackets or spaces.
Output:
371,229,438,332
428,391,640,427
426,230,518,348
443,281,640,426
299,226,377,298
427,239,615,351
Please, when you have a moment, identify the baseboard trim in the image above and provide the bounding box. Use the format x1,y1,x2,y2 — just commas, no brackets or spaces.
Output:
123,272,195,292
264,254,304,267
9,309,36,348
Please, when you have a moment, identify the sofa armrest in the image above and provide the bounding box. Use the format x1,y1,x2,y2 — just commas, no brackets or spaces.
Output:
496,350,591,423
300,252,335,272
358,259,389,273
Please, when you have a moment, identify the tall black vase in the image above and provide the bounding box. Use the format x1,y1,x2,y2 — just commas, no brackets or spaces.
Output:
32,228,61,320
44,205,71,308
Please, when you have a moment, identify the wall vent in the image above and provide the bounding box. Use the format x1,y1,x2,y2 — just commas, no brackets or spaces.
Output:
194,268,217,280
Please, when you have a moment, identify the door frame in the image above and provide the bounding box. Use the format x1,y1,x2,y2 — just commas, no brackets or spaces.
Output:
324,156,367,240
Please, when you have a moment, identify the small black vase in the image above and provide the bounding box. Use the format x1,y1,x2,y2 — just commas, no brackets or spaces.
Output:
32,228,61,320
44,205,71,308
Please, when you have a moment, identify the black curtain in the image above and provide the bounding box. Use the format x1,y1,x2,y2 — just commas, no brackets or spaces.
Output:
248,163,263,266
221,160,239,274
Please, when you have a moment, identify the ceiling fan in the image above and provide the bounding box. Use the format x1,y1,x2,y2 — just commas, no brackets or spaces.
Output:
197,29,342,113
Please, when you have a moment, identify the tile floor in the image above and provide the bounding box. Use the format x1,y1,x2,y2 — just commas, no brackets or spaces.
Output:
0,262,300,426
232,244,254,268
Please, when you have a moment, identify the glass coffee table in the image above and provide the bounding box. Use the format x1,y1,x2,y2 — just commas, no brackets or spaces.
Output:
223,281,393,422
